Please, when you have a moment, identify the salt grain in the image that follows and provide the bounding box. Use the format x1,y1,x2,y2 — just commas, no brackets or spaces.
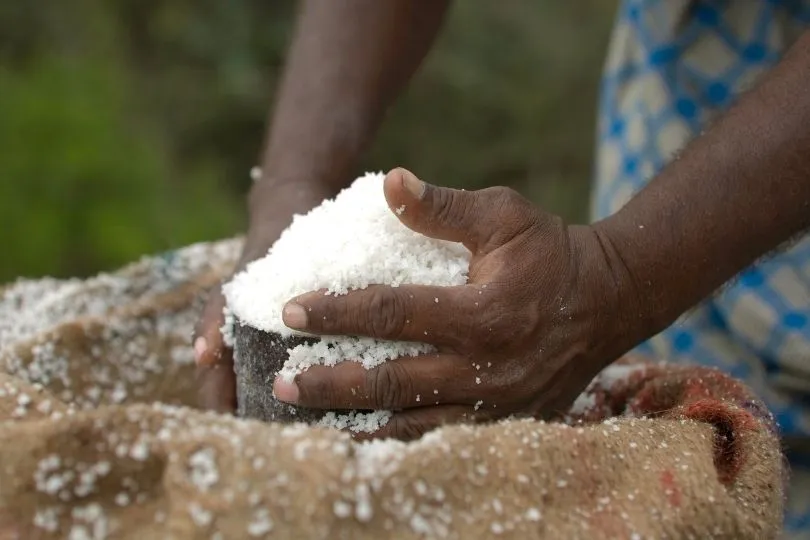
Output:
333,500,352,518
188,502,213,527
189,448,219,491
317,410,392,434
129,440,150,461
247,508,274,536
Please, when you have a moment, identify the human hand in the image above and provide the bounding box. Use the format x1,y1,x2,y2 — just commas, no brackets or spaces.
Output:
271,168,642,440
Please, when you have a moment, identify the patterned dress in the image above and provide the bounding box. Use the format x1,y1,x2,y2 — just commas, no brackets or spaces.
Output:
593,0,810,535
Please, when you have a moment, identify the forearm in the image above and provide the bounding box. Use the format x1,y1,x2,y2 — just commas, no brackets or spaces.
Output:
248,0,451,236
599,31,810,341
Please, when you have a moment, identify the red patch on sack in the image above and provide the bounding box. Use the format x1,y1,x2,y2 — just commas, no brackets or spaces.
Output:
660,469,682,507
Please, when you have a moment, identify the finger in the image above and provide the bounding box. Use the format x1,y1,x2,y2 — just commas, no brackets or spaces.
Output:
193,286,229,367
273,353,479,410
196,361,236,413
282,284,478,347
383,167,537,254
353,405,487,442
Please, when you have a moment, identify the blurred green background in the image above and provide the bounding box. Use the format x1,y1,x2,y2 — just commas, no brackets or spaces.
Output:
0,1,618,282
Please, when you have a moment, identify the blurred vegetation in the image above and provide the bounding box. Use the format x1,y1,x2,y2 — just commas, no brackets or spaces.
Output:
0,1,617,282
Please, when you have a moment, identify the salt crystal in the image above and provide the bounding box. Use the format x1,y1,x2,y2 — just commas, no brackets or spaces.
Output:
410,514,432,535
247,508,274,536
34,507,60,532
355,483,373,522
250,166,262,181
37,400,53,414
129,441,150,461
111,384,127,404
525,508,541,521
189,448,219,491
333,500,352,519
317,410,392,434
188,502,213,527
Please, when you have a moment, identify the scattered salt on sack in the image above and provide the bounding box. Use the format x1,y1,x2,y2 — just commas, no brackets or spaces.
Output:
223,172,471,432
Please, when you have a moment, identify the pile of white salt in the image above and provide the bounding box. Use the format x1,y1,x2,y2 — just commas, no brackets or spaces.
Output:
223,172,471,432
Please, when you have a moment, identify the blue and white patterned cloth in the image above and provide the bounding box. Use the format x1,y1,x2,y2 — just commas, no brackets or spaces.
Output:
593,1,810,534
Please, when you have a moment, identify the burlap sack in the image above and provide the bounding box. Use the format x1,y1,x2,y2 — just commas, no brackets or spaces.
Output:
0,239,786,539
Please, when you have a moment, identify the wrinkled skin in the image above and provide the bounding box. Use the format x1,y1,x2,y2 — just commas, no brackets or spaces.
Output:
269,168,636,440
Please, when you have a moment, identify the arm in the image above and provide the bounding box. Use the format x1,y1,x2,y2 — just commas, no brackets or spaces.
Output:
599,30,810,346
245,0,452,260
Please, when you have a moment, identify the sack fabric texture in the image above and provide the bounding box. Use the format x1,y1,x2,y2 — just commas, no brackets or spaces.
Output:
0,239,787,539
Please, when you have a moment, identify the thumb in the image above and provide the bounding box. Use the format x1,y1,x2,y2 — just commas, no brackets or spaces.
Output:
384,167,535,254
383,167,491,252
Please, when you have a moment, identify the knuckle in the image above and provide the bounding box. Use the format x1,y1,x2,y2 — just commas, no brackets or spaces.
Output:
297,373,336,409
470,297,508,349
365,363,413,409
471,297,537,351
360,288,408,339
474,187,539,246
430,188,461,225
484,186,523,211
484,186,538,228
389,415,429,441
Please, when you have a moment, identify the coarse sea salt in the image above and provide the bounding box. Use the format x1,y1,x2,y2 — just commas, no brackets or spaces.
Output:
223,172,471,429
317,410,392,434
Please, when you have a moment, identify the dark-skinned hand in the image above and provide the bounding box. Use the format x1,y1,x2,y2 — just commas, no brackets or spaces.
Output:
272,168,639,440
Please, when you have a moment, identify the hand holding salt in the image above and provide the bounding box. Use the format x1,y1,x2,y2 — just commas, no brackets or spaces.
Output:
238,167,641,440
223,169,470,432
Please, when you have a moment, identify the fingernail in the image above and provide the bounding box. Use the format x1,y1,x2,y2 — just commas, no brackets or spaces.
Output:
282,302,308,329
401,170,426,200
193,337,208,364
273,377,299,404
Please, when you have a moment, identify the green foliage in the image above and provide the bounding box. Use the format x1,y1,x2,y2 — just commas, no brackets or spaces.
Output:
0,1,616,282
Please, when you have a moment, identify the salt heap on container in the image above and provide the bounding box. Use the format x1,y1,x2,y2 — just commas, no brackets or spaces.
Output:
223,172,471,431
